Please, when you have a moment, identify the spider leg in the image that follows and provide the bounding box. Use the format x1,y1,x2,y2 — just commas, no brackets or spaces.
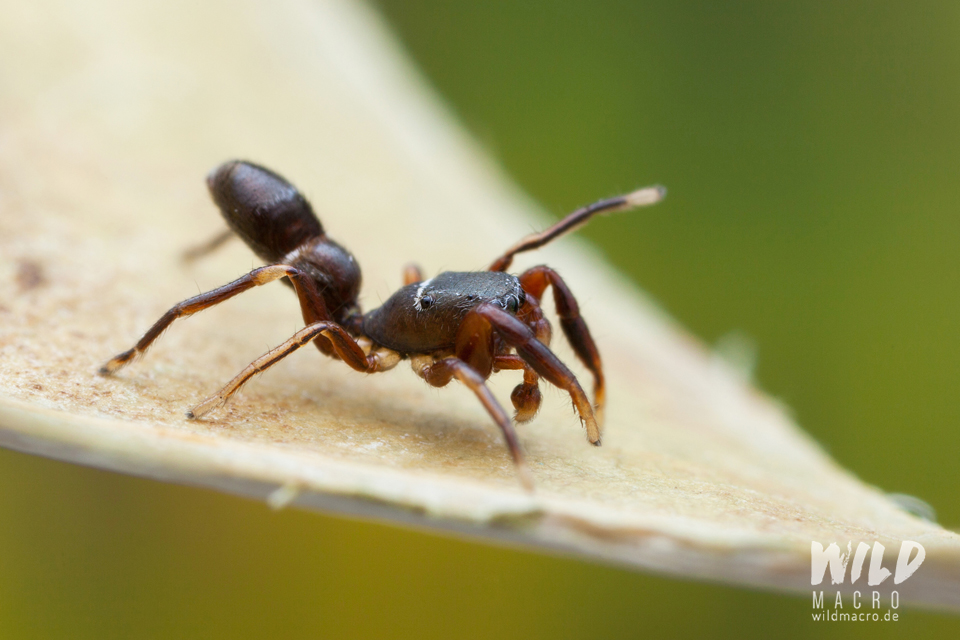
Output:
188,322,400,419
488,185,665,272
518,265,605,427
493,355,542,423
402,263,423,285
473,302,601,445
181,228,235,263
99,264,332,375
413,355,533,490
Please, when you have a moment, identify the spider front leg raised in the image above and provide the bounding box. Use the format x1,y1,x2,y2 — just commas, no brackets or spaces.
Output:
487,184,665,272
402,263,423,286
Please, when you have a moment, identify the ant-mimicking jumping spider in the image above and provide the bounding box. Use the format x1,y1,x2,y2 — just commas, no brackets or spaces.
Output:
100,161,665,489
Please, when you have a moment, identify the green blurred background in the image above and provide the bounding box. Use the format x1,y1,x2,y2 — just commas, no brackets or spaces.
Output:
2,0,959,637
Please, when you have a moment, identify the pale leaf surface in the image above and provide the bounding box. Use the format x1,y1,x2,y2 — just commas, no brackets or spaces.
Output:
0,0,957,609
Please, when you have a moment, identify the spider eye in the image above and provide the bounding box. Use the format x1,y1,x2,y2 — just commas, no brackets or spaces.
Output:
419,294,434,309
504,296,519,313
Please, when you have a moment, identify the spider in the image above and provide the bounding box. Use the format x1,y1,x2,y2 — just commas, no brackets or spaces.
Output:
100,161,665,489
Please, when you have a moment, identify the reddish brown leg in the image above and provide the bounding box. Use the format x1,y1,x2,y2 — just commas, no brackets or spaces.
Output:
189,322,400,419
402,263,423,285
519,265,606,427
473,303,601,444
516,292,552,346
181,228,235,263
488,185,666,272
493,355,542,423
100,264,331,375
414,356,533,490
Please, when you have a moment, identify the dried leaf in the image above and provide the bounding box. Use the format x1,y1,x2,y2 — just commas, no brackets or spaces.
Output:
1,0,958,610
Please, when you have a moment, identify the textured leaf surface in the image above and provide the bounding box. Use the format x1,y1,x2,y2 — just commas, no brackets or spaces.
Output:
1,0,958,610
